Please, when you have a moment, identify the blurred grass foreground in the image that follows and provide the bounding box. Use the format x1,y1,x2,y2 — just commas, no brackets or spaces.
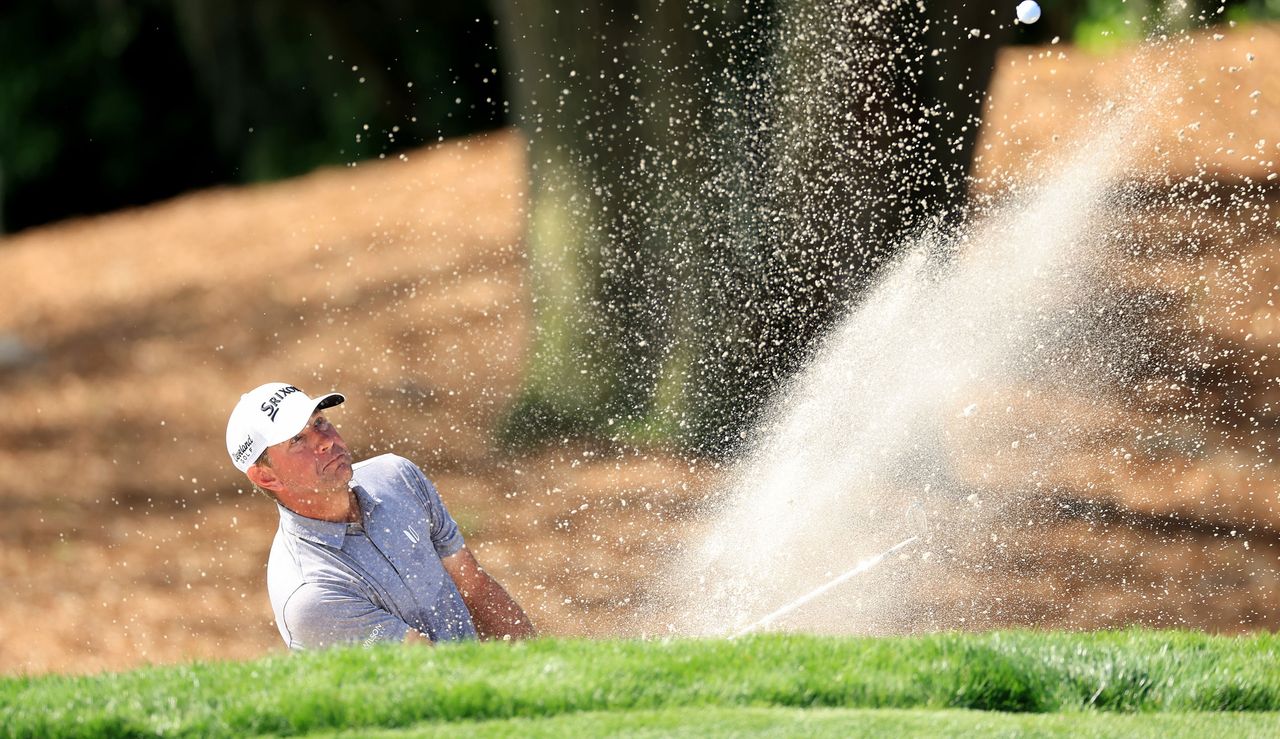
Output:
2,630,1279,738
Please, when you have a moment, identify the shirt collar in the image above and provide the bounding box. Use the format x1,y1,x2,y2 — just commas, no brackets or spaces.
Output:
276,482,382,548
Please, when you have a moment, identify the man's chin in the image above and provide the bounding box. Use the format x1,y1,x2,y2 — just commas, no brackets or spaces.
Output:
326,456,354,480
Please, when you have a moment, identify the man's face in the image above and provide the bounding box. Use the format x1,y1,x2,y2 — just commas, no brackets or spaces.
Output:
257,411,353,496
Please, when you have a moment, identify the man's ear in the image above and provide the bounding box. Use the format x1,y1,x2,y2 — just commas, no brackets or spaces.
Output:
247,462,283,493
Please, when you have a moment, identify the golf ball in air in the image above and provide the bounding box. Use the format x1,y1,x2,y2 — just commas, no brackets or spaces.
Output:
1016,0,1041,24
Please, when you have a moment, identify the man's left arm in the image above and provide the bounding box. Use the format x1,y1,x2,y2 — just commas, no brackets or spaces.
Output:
441,546,537,641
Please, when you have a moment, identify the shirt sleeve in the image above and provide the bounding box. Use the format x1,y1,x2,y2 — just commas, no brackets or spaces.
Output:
281,582,412,650
403,460,466,558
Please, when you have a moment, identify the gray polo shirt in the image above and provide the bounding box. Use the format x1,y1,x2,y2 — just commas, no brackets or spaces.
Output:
266,453,478,649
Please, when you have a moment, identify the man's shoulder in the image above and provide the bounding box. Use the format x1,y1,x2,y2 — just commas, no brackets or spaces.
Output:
352,453,421,480
351,453,431,492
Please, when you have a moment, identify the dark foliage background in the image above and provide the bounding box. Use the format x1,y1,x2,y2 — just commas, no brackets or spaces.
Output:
0,1,504,233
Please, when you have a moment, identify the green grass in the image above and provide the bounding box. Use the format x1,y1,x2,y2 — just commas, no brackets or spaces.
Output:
318,707,1280,738
2,630,1277,738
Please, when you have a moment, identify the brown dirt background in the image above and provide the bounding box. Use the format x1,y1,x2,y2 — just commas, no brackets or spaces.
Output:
2,26,1278,676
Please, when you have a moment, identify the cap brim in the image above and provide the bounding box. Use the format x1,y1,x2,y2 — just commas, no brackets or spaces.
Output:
316,392,345,410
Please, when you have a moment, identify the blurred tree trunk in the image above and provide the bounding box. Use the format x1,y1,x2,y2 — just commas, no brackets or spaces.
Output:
494,0,1007,455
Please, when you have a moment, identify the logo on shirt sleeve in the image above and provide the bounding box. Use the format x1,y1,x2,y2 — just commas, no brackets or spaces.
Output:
403,523,421,545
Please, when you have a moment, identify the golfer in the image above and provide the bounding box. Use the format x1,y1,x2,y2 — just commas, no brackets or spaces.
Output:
226,382,535,649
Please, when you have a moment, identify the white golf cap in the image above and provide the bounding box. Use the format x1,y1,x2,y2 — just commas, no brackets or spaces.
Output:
226,382,345,472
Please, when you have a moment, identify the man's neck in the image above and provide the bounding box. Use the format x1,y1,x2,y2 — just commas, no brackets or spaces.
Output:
282,486,360,523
